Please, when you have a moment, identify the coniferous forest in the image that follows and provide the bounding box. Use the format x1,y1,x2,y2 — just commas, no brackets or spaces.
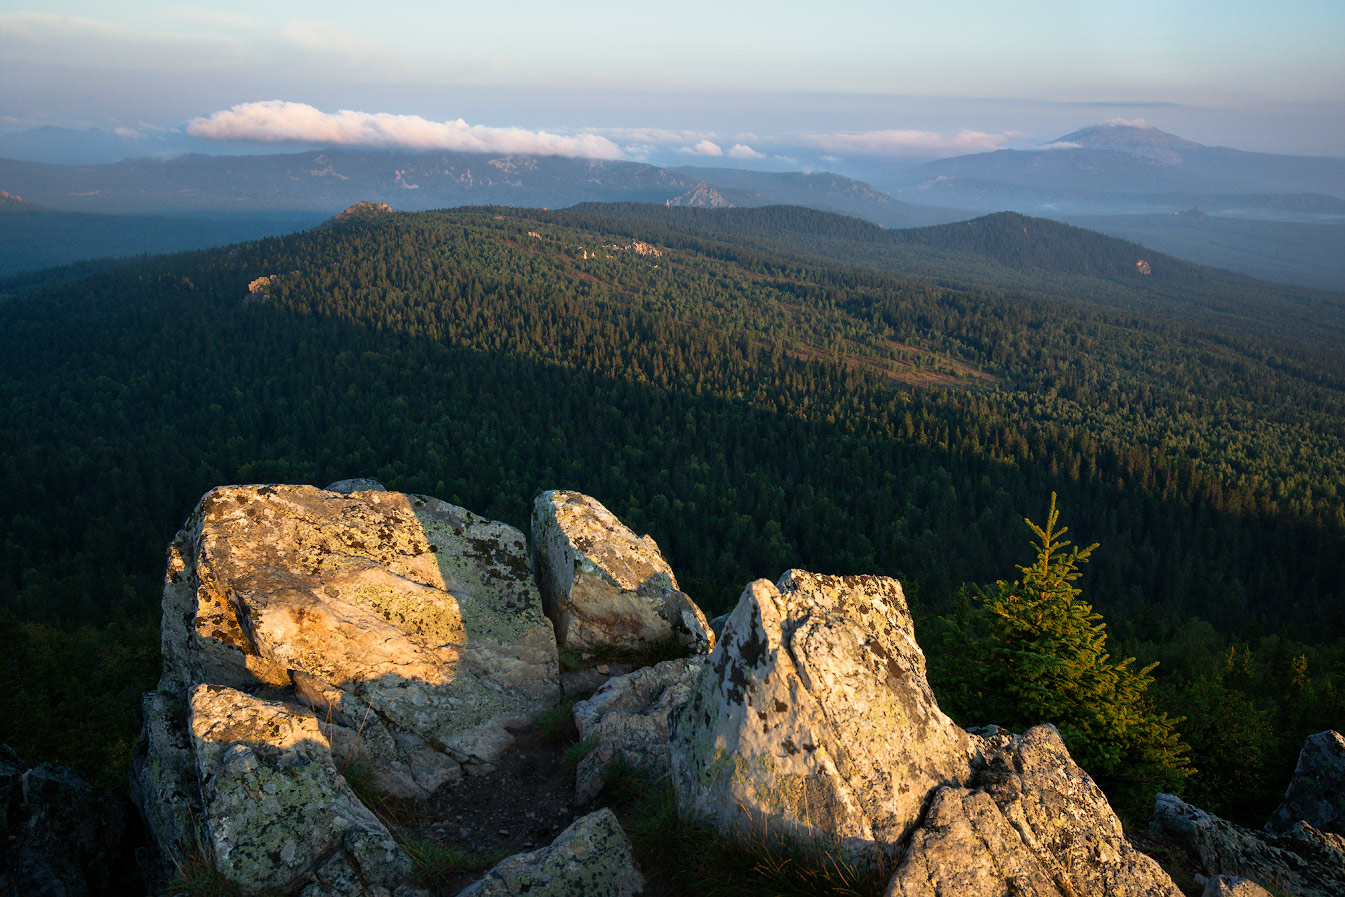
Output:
1,204,1342,825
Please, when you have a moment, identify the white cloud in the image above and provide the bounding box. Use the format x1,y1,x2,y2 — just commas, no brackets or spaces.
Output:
727,143,764,159
681,139,723,156
1107,118,1153,128
187,101,627,159
112,126,142,139
801,128,1017,158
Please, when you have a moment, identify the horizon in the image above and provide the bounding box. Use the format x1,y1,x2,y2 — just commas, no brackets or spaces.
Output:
2,1,1343,179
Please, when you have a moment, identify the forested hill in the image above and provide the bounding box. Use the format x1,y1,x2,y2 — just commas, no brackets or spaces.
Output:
566,203,1345,353
0,203,1342,820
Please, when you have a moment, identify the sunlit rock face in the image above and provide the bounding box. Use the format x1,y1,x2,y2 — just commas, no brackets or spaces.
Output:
670,570,977,859
136,483,560,894
532,490,713,656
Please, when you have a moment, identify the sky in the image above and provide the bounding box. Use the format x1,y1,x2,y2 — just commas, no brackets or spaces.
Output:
2,0,1343,175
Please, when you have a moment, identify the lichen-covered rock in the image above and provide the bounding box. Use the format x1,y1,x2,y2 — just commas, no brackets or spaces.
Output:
1202,875,1275,897
532,490,712,655
157,484,560,789
190,685,413,895
671,570,976,859
455,808,644,897
138,483,563,892
1152,793,1345,897
889,726,1180,897
572,656,704,802
1267,730,1345,836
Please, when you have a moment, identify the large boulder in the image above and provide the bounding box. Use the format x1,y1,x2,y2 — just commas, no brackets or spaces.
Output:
531,490,713,656
190,685,413,895
571,656,704,802
670,570,977,859
1152,793,1345,897
137,484,562,890
1267,730,1345,836
455,808,644,897
889,726,1181,897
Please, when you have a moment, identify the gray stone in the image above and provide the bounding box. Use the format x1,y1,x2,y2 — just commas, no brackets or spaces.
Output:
571,656,704,802
190,684,413,895
532,490,712,655
1267,730,1345,836
455,808,644,897
1152,792,1345,897
671,570,976,860
324,477,388,494
888,726,1180,897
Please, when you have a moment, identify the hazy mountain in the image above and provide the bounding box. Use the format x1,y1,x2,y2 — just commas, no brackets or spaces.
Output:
0,148,963,227
892,124,1345,212
0,147,974,274
881,124,1345,289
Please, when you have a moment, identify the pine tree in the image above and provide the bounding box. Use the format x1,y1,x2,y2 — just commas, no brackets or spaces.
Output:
940,494,1193,792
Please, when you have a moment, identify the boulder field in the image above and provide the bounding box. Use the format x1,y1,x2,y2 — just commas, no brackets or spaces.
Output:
123,480,1344,897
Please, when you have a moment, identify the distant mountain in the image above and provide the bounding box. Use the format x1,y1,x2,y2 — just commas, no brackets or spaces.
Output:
0,148,965,228
0,148,975,274
893,124,1345,212
672,166,973,227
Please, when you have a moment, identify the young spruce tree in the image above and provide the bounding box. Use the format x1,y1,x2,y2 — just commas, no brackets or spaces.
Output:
939,494,1192,794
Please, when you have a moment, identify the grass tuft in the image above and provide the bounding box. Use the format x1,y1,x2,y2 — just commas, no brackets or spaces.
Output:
402,838,512,890
561,737,598,771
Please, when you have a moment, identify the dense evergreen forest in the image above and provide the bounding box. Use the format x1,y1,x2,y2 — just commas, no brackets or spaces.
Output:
1,204,1341,824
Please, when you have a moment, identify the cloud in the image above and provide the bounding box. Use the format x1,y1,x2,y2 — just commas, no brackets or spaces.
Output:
1037,141,1081,150
1107,118,1153,128
188,101,626,159
727,143,764,159
680,139,723,156
801,128,1018,158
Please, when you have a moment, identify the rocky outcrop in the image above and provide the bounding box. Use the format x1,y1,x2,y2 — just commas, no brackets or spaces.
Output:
1152,793,1345,897
456,808,644,897
571,656,704,802
889,726,1180,897
670,570,977,859
190,685,412,894
1267,730,1345,836
136,483,561,893
532,490,712,656
0,746,131,897
666,182,733,209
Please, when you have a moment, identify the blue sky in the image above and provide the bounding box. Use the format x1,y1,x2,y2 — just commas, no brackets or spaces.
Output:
2,0,1343,168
